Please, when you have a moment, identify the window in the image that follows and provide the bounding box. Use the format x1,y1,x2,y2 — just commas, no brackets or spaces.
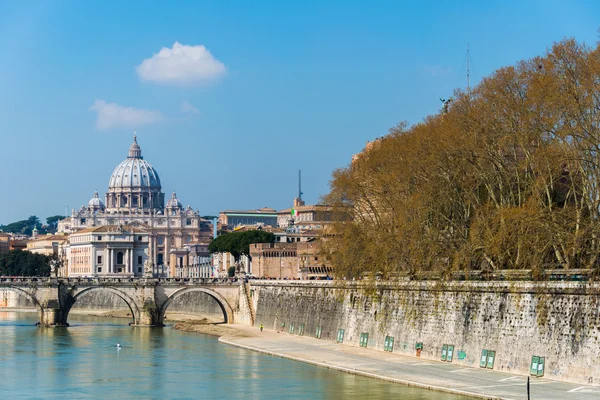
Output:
157,236,164,245
138,255,143,265
138,267,142,273
97,255,102,264
97,267,102,273
117,252,124,264
186,219,191,226
80,218,86,225
138,236,142,241
97,236,102,241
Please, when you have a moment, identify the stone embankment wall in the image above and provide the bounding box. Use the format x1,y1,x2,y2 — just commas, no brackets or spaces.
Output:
250,280,600,386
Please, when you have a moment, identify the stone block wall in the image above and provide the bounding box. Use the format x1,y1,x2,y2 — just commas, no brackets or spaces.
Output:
251,280,600,385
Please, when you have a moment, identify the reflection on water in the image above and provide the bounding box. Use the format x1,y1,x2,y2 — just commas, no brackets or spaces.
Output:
0,312,466,399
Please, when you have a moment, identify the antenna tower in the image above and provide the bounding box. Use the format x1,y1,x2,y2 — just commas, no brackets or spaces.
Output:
298,170,303,200
466,43,471,93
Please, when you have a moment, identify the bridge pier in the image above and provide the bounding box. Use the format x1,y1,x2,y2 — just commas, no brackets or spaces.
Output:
134,302,164,327
39,300,69,327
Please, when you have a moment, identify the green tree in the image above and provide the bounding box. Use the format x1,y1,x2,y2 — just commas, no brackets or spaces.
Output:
209,230,275,261
0,250,51,276
46,215,66,233
227,266,236,277
0,216,44,236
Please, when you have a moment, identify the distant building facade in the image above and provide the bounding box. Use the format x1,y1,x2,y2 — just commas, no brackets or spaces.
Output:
26,234,68,257
218,208,278,230
66,225,149,277
277,198,333,230
250,240,331,279
58,136,212,276
172,242,215,278
0,233,10,254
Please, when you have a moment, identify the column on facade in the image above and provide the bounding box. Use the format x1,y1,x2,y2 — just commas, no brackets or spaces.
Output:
153,235,157,267
109,249,113,274
185,254,189,278
92,248,96,275
129,247,134,274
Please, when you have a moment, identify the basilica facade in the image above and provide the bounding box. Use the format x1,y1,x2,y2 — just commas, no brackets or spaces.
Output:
58,136,211,276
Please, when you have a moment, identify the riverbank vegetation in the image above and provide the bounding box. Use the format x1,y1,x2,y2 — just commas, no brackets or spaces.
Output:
325,39,600,279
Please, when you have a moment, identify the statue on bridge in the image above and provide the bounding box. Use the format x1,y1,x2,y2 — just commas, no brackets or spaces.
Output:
143,257,154,278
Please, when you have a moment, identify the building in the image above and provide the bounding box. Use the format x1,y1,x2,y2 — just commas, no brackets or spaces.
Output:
0,233,10,254
66,225,149,277
171,242,215,278
218,208,278,230
26,234,68,257
58,136,212,276
250,237,332,280
10,240,27,251
277,197,333,230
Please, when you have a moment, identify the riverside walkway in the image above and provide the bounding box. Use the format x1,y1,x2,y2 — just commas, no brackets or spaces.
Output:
219,326,600,400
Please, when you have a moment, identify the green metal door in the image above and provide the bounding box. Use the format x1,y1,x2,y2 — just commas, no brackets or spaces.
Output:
486,350,496,369
480,350,488,368
447,345,455,362
337,329,345,343
384,336,394,352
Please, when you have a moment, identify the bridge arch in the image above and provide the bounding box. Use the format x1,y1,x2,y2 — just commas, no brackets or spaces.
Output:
69,287,141,325
1,286,44,322
2,286,43,309
160,287,234,324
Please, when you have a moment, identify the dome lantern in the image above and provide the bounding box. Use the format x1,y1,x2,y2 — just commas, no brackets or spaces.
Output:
128,134,142,159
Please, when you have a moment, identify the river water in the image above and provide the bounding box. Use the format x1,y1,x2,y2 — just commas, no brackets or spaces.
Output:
0,312,466,400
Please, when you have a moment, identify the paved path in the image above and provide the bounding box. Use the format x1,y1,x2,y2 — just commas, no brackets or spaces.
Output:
219,325,600,400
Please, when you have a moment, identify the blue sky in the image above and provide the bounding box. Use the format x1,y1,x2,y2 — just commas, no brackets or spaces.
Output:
0,0,598,224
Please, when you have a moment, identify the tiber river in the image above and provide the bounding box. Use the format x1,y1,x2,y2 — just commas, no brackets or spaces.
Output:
0,311,467,400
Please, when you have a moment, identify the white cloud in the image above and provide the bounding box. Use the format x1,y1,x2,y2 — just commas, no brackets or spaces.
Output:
136,42,226,85
89,100,164,131
181,100,200,115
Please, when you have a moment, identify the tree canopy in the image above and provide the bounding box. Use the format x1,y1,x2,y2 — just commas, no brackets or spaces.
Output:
324,38,600,279
46,215,66,233
0,216,44,236
209,230,275,260
0,250,51,276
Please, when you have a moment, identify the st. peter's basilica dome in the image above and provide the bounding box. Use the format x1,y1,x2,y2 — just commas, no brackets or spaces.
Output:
108,136,161,190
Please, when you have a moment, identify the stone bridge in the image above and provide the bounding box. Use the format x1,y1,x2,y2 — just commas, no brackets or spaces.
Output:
0,277,255,327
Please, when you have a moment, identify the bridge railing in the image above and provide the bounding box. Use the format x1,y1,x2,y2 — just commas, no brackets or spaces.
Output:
0,276,243,285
